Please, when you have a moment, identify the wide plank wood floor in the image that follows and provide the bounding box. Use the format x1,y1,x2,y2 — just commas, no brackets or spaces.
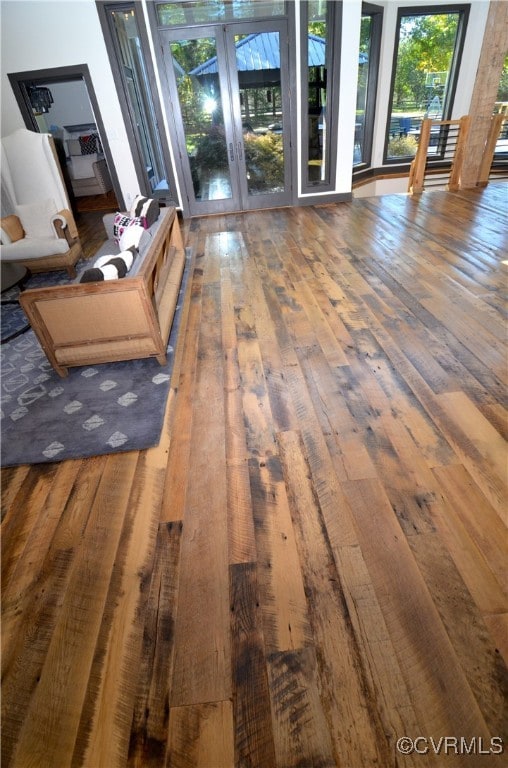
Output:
2,185,507,767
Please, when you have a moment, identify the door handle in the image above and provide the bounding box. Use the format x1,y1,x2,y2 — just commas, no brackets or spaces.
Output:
229,142,235,162
237,141,243,162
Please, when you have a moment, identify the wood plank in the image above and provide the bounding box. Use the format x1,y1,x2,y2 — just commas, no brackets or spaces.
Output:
1,456,107,768
128,520,183,767
404,527,507,736
1,460,83,669
230,562,277,767
9,452,139,768
479,403,508,442
341,477,500,757
349,327,457,469
277,430,404,767
293,341,378,482
1,463,59,586
420,294,506,380
432,463,508,596
232,259,310,652
82,405,174,767
483,613,508,668
0,464,30,520
437,391,508,505
169,264,230,706
354,302,507,522
224,348,257,565
222,262,257,564
291,278,350,368
267,647,341,768
240,247,299,434
166,701,234,768
160,239,204,523
237,339,311,652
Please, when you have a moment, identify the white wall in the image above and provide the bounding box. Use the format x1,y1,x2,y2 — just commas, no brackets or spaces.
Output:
0,0,139,209
353,177,408,197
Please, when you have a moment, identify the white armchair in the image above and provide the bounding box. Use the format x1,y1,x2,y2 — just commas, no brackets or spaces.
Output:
0,128,82,277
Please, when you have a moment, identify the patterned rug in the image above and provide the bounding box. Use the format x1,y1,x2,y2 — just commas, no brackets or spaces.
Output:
1,251,191,467
1,300,31,343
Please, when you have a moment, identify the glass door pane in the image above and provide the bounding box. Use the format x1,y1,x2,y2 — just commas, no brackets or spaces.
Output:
226,21,291,209
161,20,291,214
167,31,237,210
234,32,285,196
161,27,239,215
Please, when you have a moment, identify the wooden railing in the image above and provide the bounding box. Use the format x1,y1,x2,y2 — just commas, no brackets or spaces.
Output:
477,113,508,186
408,116,470,194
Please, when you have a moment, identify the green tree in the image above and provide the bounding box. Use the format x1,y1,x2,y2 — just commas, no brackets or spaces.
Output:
497,55,508,102
393,13,459,109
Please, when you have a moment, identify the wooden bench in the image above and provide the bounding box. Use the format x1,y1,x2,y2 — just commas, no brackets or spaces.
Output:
20,207,186,378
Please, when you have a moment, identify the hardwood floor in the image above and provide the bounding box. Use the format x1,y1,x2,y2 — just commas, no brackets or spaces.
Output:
2,185,507,767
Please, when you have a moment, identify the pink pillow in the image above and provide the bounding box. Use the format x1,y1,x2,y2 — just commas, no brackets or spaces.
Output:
112,213,143,244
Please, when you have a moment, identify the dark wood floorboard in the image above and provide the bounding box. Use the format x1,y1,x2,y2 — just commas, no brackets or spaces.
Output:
2,186,507,767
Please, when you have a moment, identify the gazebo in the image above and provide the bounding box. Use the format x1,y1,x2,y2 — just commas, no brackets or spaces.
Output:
189,31,368,88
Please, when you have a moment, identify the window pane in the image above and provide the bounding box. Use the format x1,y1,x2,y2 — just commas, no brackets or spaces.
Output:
111,7,170,195
307,0,328,184
170,38,233,201
157,0,285,26
354,14,371,166
493,55,508,162
495,54,508,113
235,33,285,196
387,11,461,161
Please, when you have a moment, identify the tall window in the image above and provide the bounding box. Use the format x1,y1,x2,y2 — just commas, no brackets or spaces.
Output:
385,5,469,163
301,0,340,190
99,2,177,201
354,3,382,169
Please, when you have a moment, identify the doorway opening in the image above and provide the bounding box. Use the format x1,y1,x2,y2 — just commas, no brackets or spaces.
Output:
8,64,123,214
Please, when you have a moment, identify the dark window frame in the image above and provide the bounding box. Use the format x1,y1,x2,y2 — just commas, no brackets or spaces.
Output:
383,3,470,165
300,0,342,194
353,2,383,173
96,0,179,204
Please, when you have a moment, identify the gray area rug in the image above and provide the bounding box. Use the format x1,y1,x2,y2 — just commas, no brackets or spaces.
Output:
1,250,191,467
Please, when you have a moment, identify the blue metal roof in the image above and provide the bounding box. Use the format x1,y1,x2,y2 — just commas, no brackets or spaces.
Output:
308,33,326,68
189,32,368,76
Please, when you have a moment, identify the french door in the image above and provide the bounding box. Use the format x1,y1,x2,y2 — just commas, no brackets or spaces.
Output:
161,20,292,216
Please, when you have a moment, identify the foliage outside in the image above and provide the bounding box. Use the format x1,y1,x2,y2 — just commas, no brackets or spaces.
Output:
392,13,459,113
191,127,284,193
387,135,418,158
243,132,284,189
